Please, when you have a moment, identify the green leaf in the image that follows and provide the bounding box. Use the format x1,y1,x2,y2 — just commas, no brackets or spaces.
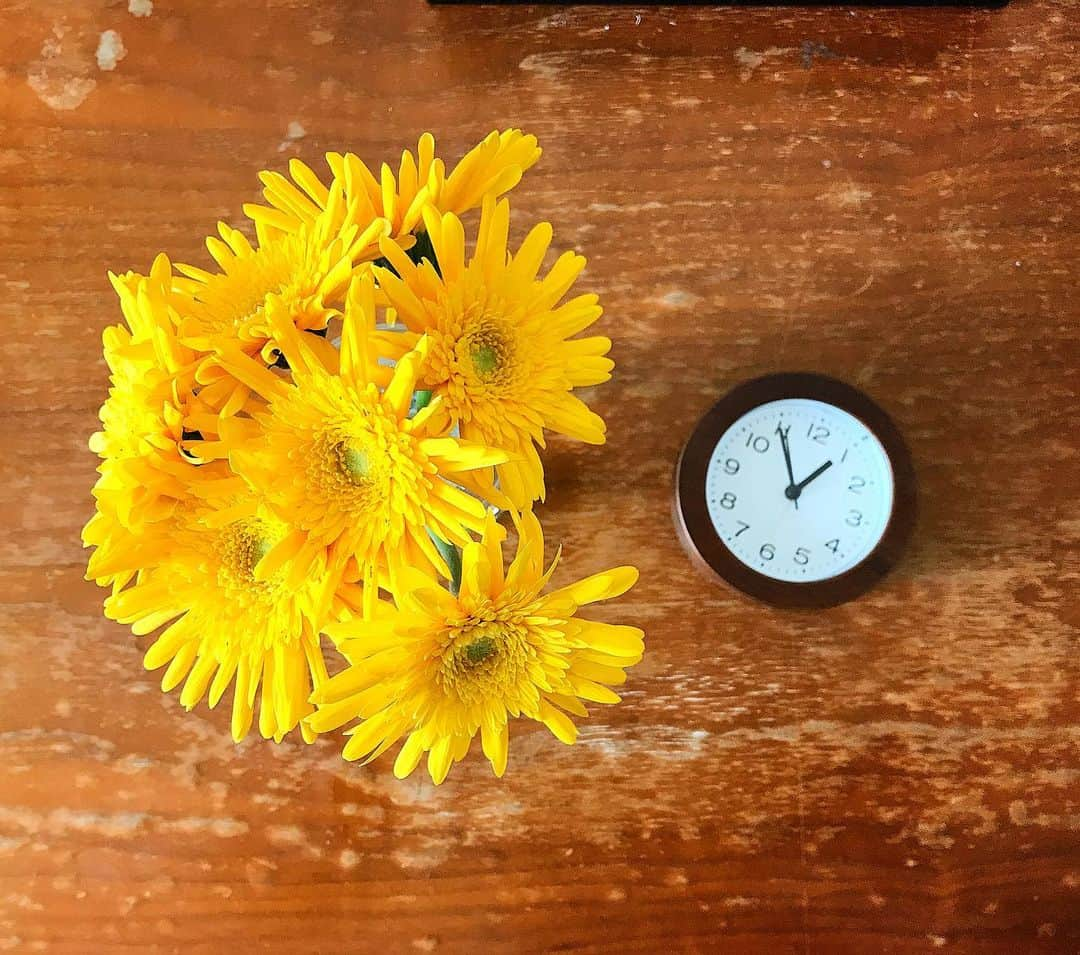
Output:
406,230,441,276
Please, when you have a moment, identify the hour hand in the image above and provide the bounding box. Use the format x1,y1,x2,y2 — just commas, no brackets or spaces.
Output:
794,460,833,493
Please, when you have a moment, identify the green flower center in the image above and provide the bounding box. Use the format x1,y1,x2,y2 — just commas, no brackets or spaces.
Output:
470,344,499,378
463,635,497,666
218,519,279,591
459,320,515,385
342,446,371,482
438,618,533,707
252,535,274,566
332,439,382,489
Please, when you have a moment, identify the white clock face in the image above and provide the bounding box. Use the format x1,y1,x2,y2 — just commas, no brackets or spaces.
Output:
705,398,895,583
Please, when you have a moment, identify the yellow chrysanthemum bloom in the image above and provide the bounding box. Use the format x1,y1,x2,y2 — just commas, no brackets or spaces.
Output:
373,197,612,508
84,254,234,589
104,495,357,743
214,275,508,617
308,511,643,784
243,129,541,253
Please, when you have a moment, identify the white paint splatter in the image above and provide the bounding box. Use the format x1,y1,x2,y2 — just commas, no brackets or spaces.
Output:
0,806,146,838
733,46,793,82
587,200,664,214
266,824,306,845
722,896,757,908
266,823,322,856
95,30,126,72
818,182,873,208
658,289,702,309
518,51,569,83
158,816,248,838
519,48,616,85
277,121,307,152
734,48,765,80
27,27,97,111
535,12,568,30
392,834,454,871
128,0,153,16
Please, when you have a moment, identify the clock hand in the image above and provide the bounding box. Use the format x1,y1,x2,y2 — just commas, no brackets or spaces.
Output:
793,460,834,494
774,423,798,508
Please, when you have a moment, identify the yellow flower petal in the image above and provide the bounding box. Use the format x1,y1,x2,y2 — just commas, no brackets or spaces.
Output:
546,566,639,608
393,732,427,779
341,710,398,763
427,736,454,785
538,699,578,745
574,622,646,659
481,720,509,777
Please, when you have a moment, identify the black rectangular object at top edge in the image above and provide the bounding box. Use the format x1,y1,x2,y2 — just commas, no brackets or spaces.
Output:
430,1,1006,7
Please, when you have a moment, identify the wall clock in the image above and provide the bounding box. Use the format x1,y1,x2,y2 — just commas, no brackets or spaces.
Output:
674,372,916,608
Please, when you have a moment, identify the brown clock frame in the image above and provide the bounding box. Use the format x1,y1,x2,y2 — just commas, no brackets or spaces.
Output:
673,372,917,609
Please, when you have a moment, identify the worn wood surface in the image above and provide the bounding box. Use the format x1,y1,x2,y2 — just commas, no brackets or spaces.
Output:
1,0,1078,952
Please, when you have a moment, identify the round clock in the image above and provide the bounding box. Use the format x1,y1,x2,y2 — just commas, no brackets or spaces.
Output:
674,372,916,608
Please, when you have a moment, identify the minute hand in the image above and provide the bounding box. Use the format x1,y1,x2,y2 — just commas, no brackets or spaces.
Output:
793,460,833,493
776,425,798,509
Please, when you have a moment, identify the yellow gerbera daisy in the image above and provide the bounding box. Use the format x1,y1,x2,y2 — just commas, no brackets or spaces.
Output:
373,196,613,507
104,494,356,743
171,183,388,394
308,510,643,784
243,129,541,254
84,254,235,589
213,275,508,617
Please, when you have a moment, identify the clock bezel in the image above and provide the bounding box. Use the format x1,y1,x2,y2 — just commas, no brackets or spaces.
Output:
674,372,916,609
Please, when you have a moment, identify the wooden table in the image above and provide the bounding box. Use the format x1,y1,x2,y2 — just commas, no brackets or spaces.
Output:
2,1,1077,952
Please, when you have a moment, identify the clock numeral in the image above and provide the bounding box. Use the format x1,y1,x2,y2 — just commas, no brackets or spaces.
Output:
745,432,770,453
734,521,750,537
848,476,866,493
759,543,775,561
840,448,849,464
807,424,830,444
845,509,863,527
723,458,740,475
793,547,810,565
825,538,840,554
719,492,737,510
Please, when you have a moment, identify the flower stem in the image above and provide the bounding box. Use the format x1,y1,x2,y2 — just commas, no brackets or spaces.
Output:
409,390,432,416
429,532,462,595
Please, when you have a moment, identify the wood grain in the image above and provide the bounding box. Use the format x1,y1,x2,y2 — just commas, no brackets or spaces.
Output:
1,1,1077,952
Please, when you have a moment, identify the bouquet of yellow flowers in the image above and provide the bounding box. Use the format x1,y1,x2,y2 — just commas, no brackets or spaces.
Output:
83,130,643,785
